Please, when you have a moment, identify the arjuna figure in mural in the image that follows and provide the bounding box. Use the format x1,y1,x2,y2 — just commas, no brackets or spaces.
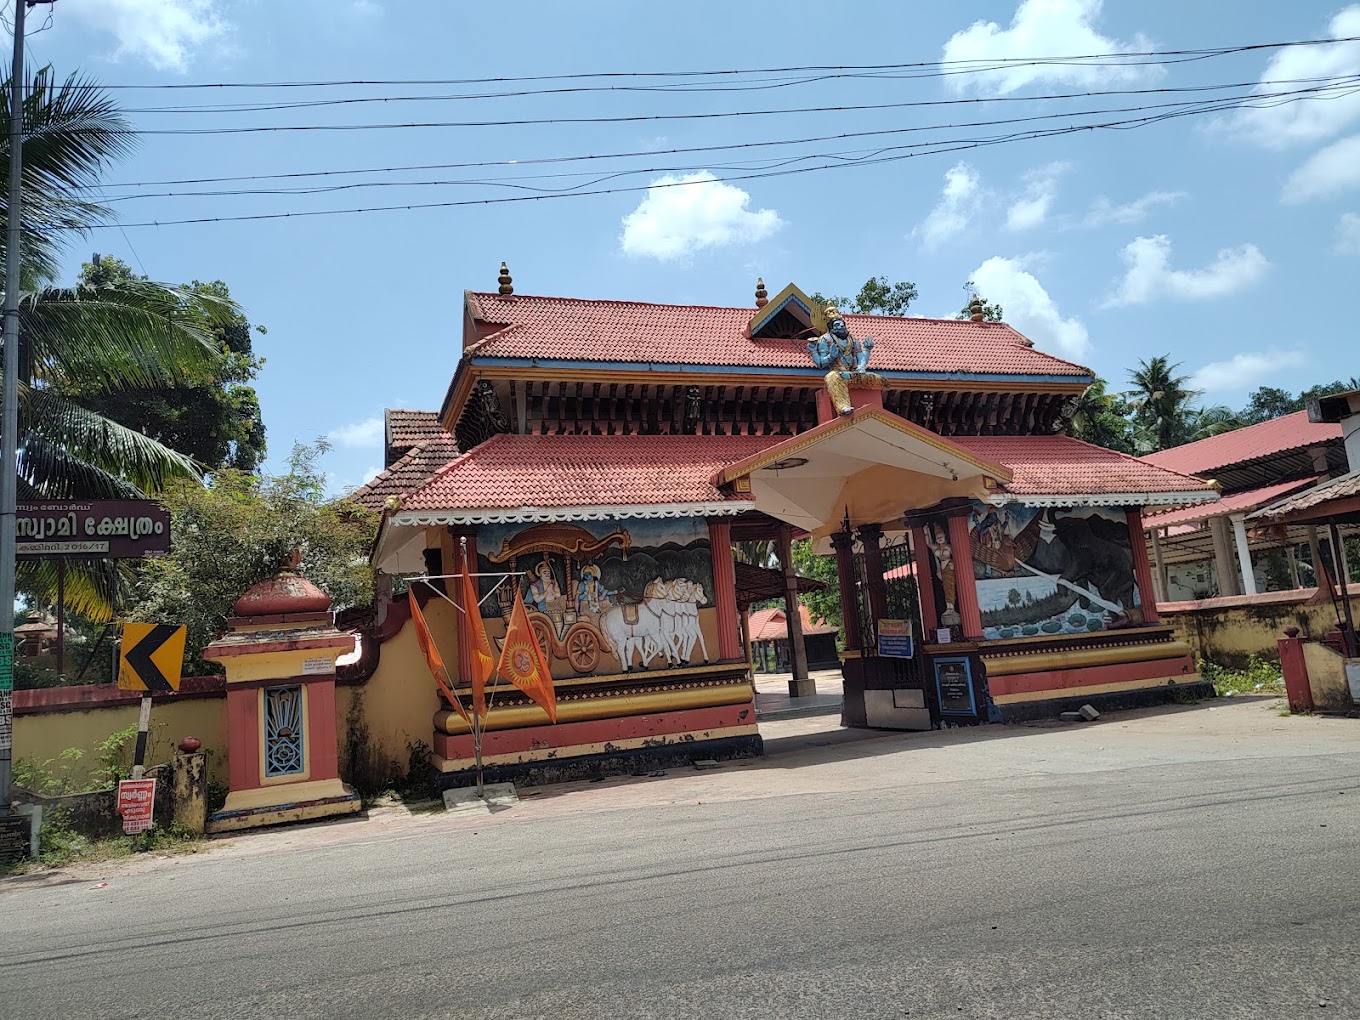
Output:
806,305,879,415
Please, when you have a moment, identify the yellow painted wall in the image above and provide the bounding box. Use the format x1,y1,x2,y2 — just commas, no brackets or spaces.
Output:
13,697,229,792
1160,593,1360,668
1301,641,1355,713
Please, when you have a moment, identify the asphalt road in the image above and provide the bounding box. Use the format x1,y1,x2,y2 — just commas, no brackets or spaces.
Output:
3,700,1358,1019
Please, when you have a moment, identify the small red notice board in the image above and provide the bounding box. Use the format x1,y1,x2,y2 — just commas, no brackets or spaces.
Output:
117,779,156,835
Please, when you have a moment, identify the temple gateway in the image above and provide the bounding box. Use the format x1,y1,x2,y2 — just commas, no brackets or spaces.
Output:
360,274,1218,785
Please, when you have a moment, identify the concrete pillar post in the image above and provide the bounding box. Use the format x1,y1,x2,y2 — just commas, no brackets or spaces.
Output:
1209,516,1241,596
1149,526,1169,603
946,514,983,640
910,526,939,634
170,749,207,835
830,529,861,651
1308,526,1324,587
777,523,813,698
708,521,742,662
1125,509,1161,624
1231,515,1257,596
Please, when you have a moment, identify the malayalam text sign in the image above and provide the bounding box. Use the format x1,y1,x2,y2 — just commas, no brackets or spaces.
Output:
17,500,170,559
118,779,157,835
877,619,914,659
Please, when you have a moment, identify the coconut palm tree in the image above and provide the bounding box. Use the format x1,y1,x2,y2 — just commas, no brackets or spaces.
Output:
4,68,235,617
1124,356,1242,454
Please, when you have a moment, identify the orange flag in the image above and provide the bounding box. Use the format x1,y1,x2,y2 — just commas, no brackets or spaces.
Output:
459,556,496,719
495,588,559,724
409,590,471,725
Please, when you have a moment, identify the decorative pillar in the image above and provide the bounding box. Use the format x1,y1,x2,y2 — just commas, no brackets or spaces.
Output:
1149,526,1169,602
830,528,861,650
204,571,361,833
776,523,813,698
1209,516,1241,596
857,524,889,628
708,521,742,662
945,513,983,640
1125,509,1161,624
1231,515,1258,596
911,526,939,634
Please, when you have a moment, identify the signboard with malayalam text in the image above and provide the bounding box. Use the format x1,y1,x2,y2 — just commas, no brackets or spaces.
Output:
117,779,157,835
877,619,915,659
17,500,170,560
933,657,977,717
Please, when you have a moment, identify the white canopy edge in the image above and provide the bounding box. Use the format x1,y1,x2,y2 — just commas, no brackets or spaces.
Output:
982,489,1219,509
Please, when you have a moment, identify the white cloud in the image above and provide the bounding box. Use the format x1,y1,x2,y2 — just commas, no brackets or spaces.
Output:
942,0,1156,95
1080,190,1186,227
968,256,1090,358
1231,6,1360,149
349,0,382,16
1336,213,1360,255
1191,350,1307,394
1283,135,1360,204
619,172,781,261
329,416,384,448
1006,162,1070,231
1102,235,1270,308
912,162,982,249
361,464,382,485
60,0,228,72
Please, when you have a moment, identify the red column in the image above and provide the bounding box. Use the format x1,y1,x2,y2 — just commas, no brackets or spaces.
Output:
911,526,939,633
304,680,340,782
946,513,983,640
1278,632,1313,713
225,686,261,793
709,521,742,661
455,529,477,683
830,529,861,650
1125,509,1161,624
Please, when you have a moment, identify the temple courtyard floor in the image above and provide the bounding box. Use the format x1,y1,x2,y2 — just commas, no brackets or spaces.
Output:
3,695,1358,1019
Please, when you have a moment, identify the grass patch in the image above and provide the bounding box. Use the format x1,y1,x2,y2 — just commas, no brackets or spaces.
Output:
3,824,208,877
1199,656,1286,697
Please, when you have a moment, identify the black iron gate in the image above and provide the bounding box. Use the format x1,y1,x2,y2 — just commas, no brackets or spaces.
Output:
851,532,927,689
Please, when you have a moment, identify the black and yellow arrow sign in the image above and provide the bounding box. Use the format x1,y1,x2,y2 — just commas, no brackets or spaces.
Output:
118,624,187,692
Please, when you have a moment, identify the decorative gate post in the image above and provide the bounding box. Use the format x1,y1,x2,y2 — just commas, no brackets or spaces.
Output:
203,570,361,833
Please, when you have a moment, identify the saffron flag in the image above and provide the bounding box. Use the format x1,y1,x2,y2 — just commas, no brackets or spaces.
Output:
459,557,496,718
495,589,559,724
409,591,471,725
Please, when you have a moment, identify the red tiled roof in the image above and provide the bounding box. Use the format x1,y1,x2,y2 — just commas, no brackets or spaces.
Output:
949,434,1217,503
1145,476,1320,528
465,292,1093,379
748,605,838,640
349,435,458,512
400,433,773,513
385,409,445,459
1250,470,1360,520
1141,412,1341,477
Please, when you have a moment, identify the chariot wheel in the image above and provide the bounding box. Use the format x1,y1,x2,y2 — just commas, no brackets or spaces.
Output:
564,623,602,674
528,616,555,661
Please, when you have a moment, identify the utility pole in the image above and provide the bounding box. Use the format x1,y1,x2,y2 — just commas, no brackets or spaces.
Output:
1,0,31,814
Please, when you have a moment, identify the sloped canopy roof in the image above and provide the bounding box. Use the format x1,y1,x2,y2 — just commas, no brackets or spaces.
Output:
1142,411,1340,478
1144,476,1319,529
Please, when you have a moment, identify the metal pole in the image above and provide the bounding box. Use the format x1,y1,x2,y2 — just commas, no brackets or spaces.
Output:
0,0,28,812
55,559,64,676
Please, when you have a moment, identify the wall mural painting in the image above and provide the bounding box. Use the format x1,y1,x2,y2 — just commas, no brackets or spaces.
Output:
966,503,1143,640
476,518,714,677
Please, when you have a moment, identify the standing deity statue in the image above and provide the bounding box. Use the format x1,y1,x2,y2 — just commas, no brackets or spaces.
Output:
806,305,880,415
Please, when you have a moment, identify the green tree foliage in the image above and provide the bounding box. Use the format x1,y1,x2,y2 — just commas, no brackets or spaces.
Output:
126,442,376,674
1068,377,1134,454
811,276,918,317
76,256,267,473
791,540,842,634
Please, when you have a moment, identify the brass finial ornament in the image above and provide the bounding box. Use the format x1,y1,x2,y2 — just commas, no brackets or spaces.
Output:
969,294,984,323
755,277,768,308
497,261,513,296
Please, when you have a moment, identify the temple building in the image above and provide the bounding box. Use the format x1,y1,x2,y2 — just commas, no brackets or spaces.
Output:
359,272,1218,786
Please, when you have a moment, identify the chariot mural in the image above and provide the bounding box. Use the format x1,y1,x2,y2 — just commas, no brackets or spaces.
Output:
478,518,715,677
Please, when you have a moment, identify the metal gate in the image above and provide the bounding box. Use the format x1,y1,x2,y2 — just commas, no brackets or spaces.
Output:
851,532,927,688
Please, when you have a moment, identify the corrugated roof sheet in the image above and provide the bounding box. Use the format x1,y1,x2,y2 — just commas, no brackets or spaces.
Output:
465,291,1093,378
1144,476,1320,528
1141,411,1341,477
401,433,771,512
950,434,1216,500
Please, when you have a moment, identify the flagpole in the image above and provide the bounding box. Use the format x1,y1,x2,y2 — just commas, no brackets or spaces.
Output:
461,536,486,799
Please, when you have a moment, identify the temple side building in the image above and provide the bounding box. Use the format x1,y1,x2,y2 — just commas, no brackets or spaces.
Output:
362,274,1218,786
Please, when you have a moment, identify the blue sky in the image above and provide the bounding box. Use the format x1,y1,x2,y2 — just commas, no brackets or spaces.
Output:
26,0,1360,492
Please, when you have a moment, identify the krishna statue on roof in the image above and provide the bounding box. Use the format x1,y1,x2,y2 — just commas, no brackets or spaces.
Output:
806,304,882,415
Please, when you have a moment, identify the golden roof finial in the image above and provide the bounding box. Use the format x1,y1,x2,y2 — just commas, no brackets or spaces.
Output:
497,261,513,296
755,277,768,308
969,293,984,323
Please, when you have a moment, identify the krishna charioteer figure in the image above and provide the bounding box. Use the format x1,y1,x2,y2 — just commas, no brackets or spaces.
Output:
806,304,882,415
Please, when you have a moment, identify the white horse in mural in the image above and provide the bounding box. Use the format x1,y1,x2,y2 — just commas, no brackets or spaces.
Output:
601,577,709,671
